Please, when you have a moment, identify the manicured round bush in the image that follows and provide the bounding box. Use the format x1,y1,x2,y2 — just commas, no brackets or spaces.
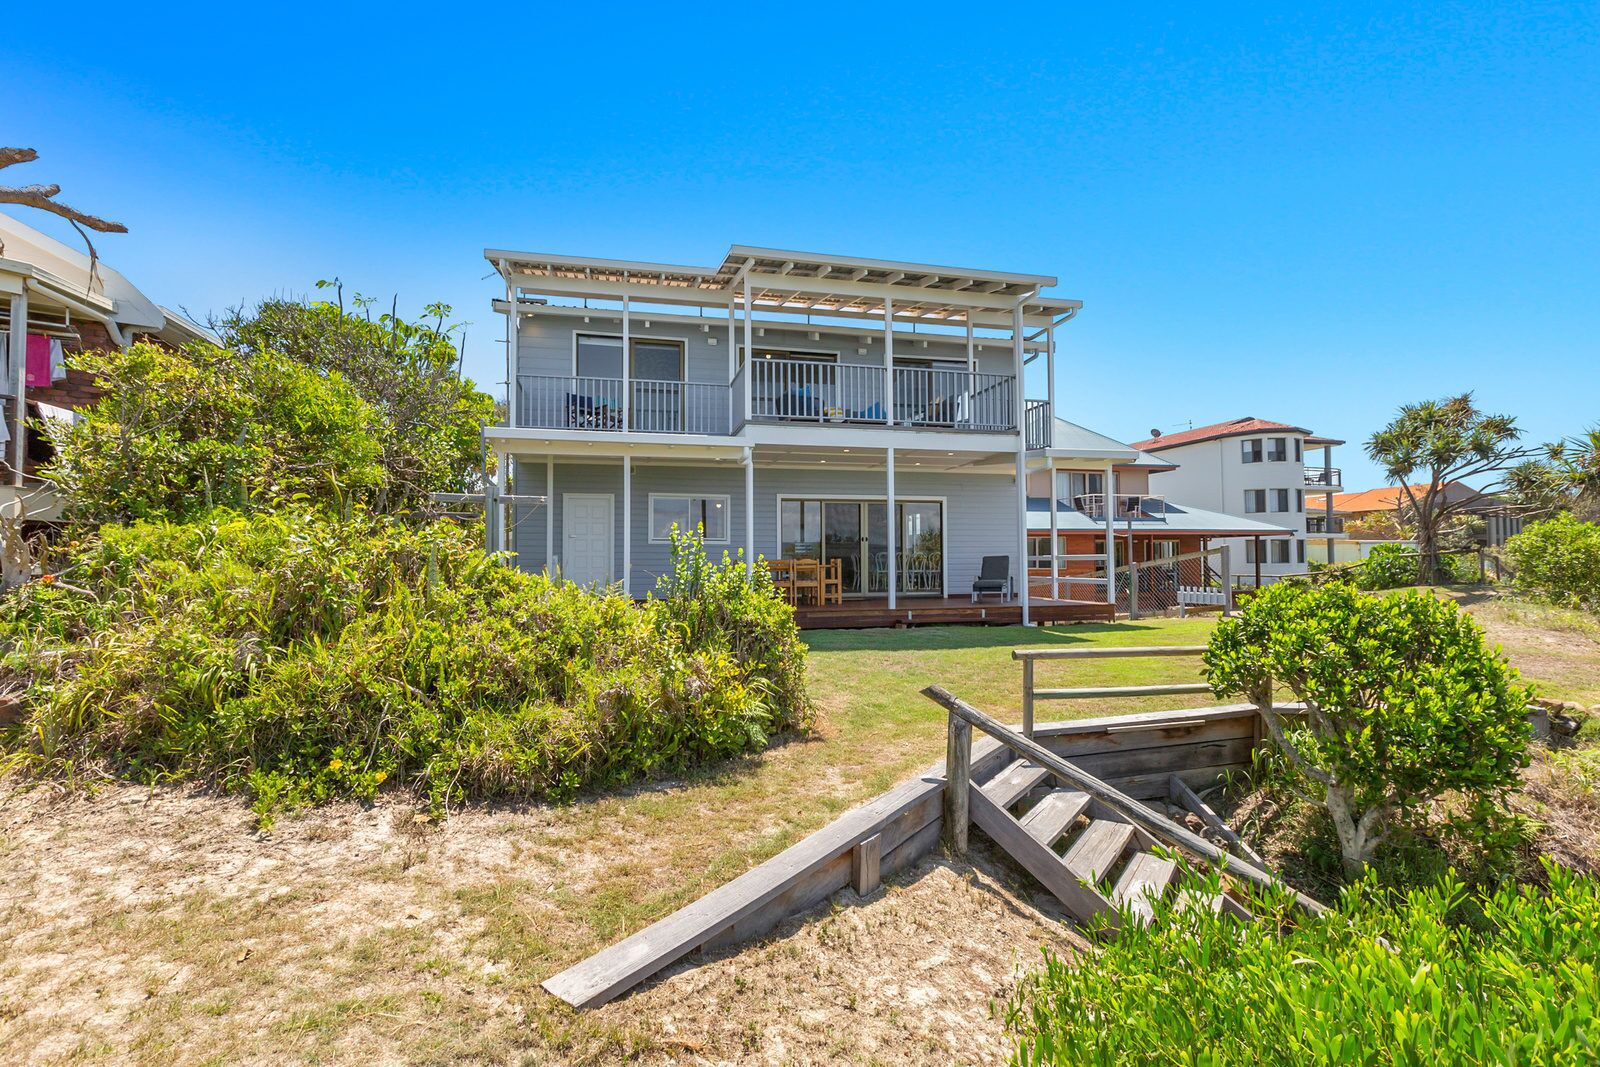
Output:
1503,512,1600,611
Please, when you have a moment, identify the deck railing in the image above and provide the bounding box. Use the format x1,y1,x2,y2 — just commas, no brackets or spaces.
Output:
516,375,732,435
748,356,1019,431
1073,493,1167,521
1024,398,1053,449
1303,465,1342,488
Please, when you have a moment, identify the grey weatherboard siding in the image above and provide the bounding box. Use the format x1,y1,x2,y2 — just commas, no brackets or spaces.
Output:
511,460,1021,597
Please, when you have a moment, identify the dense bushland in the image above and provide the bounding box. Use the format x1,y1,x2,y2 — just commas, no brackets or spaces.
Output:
0,513,809,821
1503,512,1600,612
1006,864,1600,1066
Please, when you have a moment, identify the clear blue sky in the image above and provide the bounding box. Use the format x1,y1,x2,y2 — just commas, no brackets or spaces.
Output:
7,3,1596,489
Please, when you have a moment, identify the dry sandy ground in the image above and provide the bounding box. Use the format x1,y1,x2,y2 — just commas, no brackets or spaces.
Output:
0,780,1080,1066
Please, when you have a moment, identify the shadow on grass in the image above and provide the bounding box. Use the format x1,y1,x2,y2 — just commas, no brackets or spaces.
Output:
802,621,1175,653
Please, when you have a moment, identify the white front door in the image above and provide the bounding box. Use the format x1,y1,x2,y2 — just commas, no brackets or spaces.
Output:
562,493,614,587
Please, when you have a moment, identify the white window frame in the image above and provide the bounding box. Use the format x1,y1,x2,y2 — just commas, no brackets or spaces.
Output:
1271,488,1290,513
648,492,732,544
1268,437,1288,462
1241,438,1263,463
1244,489,1267,514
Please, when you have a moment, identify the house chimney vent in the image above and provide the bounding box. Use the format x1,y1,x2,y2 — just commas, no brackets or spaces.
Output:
1150,429,1161,439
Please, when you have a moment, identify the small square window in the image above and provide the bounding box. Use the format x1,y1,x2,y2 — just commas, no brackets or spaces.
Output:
1244,489,1266,514
1241,439,1263,463
650,494,730,543
1271,489,1290,512
1268,437,1288,462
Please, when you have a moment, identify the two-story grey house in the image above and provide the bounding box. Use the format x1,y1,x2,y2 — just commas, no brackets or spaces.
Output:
481,244,1289,626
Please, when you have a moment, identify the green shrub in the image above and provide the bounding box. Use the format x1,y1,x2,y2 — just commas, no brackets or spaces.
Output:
1206,582,1532,874
0,511,810,820
1504,512,1600,611
1006,863,1600,1066
1352,541,1417,590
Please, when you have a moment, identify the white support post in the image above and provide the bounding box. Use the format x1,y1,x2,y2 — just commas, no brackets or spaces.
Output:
727,297,737,430
1104,461,1117,606
743,447,755,579
621,454,632,595
495,450,510,561
1013,304,1030,625
9,290,27,485
884,297,896,425
545,457,555,574
965,315,976,425
1048,463,1060,601
886,446,897,610
742,272,753,425
504,282,515,429
1045,324,1057,447
620,293,631,431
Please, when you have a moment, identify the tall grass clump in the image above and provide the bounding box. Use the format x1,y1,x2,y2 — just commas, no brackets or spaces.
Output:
0,511,810,821
1006,863,1600,1066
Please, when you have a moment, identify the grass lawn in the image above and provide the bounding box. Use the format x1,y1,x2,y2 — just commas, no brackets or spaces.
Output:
2,599,1594,1065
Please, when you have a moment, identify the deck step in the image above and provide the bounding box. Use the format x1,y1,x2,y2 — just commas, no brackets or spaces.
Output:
1063,819,1135,883
1018,790,1092,849
1111,852,1179,925
1174,887,1226,917
981,760,1052,810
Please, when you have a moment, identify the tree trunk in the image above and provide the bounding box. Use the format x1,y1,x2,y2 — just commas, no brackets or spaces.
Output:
1324,784,1382,877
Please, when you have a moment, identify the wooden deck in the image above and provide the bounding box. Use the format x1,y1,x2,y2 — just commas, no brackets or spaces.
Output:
793,595,1114,630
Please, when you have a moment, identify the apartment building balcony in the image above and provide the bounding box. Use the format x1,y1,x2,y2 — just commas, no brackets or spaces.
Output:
1303,465,1342,489
1307,515,1346,535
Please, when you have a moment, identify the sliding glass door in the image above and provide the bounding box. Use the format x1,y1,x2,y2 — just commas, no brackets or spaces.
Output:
780,498,943,598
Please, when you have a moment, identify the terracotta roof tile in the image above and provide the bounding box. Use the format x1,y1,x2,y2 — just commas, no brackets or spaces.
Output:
1131,417,1313,452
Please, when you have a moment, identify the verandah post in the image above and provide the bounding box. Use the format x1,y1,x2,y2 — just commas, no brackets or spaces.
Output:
944,713,971,853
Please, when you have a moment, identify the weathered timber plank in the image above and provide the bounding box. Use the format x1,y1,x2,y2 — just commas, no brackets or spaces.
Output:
1112,852,1179,926
1033,682,1215,700
1029,703,1292,740
1018,790,1092,849
1012,645,1209,660
1044,717,1256,762
853,834,882,896
1169,774,1269,868
1063,820,1135,883
1103,764,1245,801
970,785,1118,932
982,760,1052,809
1067,736,1257,782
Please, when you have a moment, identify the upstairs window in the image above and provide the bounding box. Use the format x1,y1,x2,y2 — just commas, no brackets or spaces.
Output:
1294,438,1303,462
1241,439,1263,463
1244,489,1267,514
1296,489,1305,513
650,494,730,543
1271,489,1290,512
1268,437,1288,462
1270,540,1291,564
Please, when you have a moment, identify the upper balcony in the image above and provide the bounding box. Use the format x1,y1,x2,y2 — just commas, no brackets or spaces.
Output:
514,363,1027,437
1303,465,1342,489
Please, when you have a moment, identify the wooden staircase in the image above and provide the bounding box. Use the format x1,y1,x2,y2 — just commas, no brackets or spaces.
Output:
928,686,1324,933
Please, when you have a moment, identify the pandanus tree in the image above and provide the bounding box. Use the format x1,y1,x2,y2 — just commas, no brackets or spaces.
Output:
1365,394,1532,585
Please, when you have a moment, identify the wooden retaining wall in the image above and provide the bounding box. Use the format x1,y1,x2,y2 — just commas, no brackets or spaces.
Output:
543,703,1265,1010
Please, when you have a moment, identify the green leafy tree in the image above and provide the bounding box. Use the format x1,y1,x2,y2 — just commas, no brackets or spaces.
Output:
1507,425,1600,522
220,286,494,510
1503,512,1600,610
1365,393,1532,584
45,342,386,523
1205,582,1532,875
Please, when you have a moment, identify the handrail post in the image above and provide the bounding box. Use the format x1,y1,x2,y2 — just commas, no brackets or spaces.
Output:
1021,658,1035,739
944,712,970,853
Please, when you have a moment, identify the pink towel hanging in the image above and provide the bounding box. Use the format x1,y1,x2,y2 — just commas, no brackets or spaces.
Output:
25,334,52,388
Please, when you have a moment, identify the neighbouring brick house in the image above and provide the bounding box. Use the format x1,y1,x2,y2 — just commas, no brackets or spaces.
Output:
2,211,213,518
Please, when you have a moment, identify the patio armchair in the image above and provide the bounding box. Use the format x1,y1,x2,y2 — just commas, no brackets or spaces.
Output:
971,555,1013,603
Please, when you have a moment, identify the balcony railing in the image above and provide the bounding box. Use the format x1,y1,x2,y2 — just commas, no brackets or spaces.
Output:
1074,493,1167,521
514,361,1025,436
1024,399,1053,449
1307,515,1346,534
516,375,731,435
748,357,1018,431
1304,465,1342,488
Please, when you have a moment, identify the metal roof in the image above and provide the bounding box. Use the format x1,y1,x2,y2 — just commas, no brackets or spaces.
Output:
487,243,1081,327
1025,497,1298,537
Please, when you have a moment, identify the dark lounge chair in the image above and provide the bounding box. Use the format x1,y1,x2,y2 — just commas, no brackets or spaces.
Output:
971,555,1013,603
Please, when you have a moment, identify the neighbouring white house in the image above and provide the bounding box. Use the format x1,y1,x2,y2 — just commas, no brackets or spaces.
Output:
1129,418,1345,585
480,244,1292,627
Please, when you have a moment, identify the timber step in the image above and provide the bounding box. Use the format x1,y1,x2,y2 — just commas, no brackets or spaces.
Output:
974,757,1251,932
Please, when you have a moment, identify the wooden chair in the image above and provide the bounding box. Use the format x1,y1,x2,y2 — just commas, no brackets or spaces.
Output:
822,558,843,605
791,558,822,606
766,558,797,605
